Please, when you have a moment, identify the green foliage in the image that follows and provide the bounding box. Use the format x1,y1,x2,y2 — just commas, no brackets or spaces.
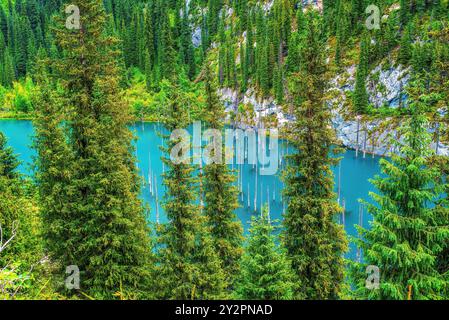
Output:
0,130,43,299
400,0,410,26
398,23,413,66
0,265,31,299
0,0,50,84
0,0,448,301
0,132,37,266
0,131,19,179
34,1,154,299
0,77,36,115
349,77,449,300
353,34,370,114
202,62,243,288
283,12,348,300
155,81,227,300
235,205,296,300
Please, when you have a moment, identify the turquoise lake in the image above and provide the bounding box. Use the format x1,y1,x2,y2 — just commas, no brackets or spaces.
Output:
0,119,381,260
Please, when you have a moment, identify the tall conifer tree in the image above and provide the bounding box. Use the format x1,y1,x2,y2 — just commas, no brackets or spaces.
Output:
155,82,227,299
235,205,295,300
0,129,42,301
353,33,370,113
36,1,153,299
202,62,243,288
398,23,413,66
283,11,348,300
350,77,449,300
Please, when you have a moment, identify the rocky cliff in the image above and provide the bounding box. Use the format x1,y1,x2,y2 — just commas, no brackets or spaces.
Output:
219,62,448,156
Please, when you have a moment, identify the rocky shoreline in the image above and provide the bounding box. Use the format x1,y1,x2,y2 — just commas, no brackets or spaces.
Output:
218,64,448,157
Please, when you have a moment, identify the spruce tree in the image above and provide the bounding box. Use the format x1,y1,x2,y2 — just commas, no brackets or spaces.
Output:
143,4,155,73
2,49,15,86
430,23,449,289
179,5,195,79
226,33,237,88
245,18,254,77
157,0,177,82
283,12,348,300
0,131,20,246
259,35,269,95
433,179,449,297
433,24,449,284
0,5,8,44
285,8,306,75
349,77,449,300
334,0,346,67
202,62,243,288
0,132,19,180
144,49,152,91
207,0,222,40
240,42,248,93
0,131,37,271
37,1,153,299
218,13,226,85
33,55,70,251
155,81,227,299
14,16,30,77
353,34,370,113
400,0,410,27
274,62,284,103
235,206,295,300
398,23,413,66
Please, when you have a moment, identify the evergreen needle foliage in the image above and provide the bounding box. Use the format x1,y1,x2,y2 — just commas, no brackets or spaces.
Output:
283,11,348,300
0,0,448,301
202,62,244,288
235,205,295,300
155,81,227,300
350,77,449,300
0,131,41,298
34,1,153,299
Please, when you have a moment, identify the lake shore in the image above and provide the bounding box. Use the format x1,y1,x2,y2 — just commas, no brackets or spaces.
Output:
0,111,34,120
0,111,162,122
0,115,385,157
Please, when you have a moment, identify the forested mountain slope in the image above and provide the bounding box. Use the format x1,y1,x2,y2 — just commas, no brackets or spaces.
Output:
0,0,448,301
0,0,448,155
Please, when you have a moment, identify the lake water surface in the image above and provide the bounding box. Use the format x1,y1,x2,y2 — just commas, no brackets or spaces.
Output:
0,119,381,260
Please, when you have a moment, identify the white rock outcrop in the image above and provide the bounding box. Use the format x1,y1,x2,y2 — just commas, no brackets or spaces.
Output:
218,63,448,156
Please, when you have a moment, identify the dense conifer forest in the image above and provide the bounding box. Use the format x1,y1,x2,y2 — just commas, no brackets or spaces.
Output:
0,0,448,300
